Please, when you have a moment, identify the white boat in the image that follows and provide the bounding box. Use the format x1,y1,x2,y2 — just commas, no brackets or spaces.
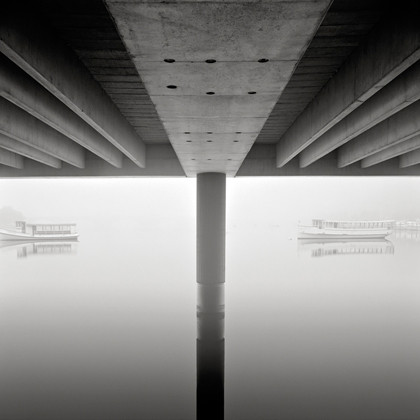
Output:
0,221,78,241
298,219,393,240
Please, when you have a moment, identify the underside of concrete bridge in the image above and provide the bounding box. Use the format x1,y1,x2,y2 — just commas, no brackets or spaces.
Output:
2,3,419,418
0,0,419,178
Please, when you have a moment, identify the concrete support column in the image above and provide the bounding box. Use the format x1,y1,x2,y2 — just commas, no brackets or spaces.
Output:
196,172,226,420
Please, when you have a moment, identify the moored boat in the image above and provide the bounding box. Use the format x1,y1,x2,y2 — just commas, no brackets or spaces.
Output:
298,219,393,240
0,221,78,241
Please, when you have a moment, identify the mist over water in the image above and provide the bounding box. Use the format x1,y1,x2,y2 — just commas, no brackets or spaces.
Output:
1,178,420,419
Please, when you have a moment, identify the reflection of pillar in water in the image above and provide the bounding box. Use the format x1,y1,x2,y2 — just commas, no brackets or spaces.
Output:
197,173,225,420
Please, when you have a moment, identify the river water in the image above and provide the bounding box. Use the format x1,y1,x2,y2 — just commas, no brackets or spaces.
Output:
1,178,420,419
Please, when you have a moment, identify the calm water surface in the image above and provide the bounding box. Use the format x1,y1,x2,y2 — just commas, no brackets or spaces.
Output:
1,223,420,419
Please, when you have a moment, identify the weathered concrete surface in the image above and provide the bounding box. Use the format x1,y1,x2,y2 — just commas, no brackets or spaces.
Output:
0,148,23,169
277,7,420,167
338,100,420,168
0,133,61,168
0,98,85,168
362,134,420,168
0,54,123,168
138,62,296,96
400,148,420,168
106,0,331,176
0,145,185,178
0,11,146,167
300,60,420,167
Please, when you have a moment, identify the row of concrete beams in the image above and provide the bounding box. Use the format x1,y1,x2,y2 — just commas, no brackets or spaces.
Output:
0,10,146,169
276,6,420,170
106,0,332,176
0,55,123,168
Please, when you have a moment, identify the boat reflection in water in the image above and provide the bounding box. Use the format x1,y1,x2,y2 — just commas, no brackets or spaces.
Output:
298,239,394,258
0,240,78,258
394,229,420,241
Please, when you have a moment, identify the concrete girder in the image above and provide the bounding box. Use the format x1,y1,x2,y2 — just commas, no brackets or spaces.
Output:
0,98,85,168
0,55,123,168
400,148,420,168
106,0,331,176
0,11,146,167
361,134,420,168
299,60,420,168
0,133,61,168
276,6,420,167
0,147,23,169
338,100,420,168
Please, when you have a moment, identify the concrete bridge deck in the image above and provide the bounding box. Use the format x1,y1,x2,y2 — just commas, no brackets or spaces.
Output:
0,0,419,178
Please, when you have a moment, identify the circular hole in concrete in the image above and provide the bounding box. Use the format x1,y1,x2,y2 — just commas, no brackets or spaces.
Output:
191,158,196,160
206,91,215,95
207,158,212,161
206,140,213,143
167,85,177,89
164,59,175,63
186,140,192,143
228,159,232,161
184,132,190,134
258,58,269,63
205,59,216,63
207,132,213,134
233,140,239,143
235,131,242,134
248,91,257,95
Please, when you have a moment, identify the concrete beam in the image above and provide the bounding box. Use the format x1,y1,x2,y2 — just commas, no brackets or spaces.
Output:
0,98,85,168
0,55,123,168
0,10,146,167
300,60,420,168
0,133,61,168
400,148,420,168
107,0,331,176
361,134,420,168
0,148,23,169
277,6,420,167
338,100,420,168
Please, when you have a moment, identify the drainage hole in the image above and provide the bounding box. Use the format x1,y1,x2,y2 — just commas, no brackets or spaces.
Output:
167,85,177,89
206,91,215,95
258,58,269,63
164,59,175,63
248,91,256,95
205,59,217,63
